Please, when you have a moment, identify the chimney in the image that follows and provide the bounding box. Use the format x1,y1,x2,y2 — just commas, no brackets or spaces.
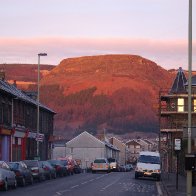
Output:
13,80,17,87
0,70,5,81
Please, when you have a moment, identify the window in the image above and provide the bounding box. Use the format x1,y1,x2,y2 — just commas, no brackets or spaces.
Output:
194,99,196,112
178,98,184,112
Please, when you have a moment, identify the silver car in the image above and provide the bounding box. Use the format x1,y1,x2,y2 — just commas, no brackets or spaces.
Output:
0,161,17,191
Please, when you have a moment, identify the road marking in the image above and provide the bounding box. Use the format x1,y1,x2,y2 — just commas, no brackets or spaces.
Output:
56,192,62,196
156,182,163,196
89,179,94,182
71,185,79,189
81,181,88,184
100,181,117,191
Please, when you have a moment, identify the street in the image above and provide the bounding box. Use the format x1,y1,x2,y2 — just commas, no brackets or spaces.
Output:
1,171,162,196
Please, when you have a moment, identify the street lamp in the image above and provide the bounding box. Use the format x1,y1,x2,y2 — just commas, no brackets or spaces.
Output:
37,53,47,159
187,0,192,195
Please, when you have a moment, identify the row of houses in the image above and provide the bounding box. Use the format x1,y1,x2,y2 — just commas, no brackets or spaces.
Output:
0,73,55,161
52,131,158,169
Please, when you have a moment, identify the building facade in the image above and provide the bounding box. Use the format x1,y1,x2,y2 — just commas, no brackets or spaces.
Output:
0,77,55,161
160,67,196,173
109,137,126,165
65,131,119,169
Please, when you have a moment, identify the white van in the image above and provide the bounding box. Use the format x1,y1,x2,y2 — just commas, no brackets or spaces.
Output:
135,151,161,181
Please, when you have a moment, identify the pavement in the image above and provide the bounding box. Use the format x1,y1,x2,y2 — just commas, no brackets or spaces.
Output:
161,172,196,196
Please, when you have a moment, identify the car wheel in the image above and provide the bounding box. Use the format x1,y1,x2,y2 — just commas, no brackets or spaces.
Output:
3,180,8,191
156,175,161,181
13,179,17,189
30,176,34,185
49,173,52,180
53,172,57,179
21,177,26,187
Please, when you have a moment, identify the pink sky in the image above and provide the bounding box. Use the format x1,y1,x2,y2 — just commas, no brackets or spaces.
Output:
0,0,195,70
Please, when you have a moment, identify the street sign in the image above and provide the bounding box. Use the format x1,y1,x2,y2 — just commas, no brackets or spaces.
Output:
35,133,44,142
174,138,181,151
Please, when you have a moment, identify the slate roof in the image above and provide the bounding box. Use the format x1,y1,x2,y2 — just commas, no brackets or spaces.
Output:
170,67,187,94
184,75,196,87
0,79,55,113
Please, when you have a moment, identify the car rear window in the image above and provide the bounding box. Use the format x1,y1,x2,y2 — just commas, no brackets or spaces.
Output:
8,162,19,169
23,161,38,167
94,159,106,163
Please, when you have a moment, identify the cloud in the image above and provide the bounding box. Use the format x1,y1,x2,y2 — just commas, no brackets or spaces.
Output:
0,37,195,70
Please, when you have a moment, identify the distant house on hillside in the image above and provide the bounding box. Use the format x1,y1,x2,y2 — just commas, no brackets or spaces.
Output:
65,131,119,169
126,140,142,162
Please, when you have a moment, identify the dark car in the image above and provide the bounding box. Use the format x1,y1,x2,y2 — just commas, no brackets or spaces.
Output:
73,161,81,174
23,160,45,182
8,161,33,186
40,161,57,179
47,160,67,177
0,161,17,191
119,165,126,172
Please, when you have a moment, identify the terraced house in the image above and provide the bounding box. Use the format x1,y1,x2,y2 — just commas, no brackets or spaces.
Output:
0,72,55,161
160,67,196,174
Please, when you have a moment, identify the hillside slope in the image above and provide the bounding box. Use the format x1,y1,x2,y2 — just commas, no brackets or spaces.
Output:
39,55,175,138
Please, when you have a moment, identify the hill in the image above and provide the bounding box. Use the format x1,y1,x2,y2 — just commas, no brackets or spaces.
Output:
0,63,55,89
38,55,176,139
1,55,178,139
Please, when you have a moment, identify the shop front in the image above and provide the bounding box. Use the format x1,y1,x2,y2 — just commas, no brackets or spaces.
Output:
0,128,12,161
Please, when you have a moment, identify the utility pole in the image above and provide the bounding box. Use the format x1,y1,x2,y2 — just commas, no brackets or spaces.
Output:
187,0,192,195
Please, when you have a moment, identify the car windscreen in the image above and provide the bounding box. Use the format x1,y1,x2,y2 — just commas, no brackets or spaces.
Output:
94,159,106,163
60,160,68,166
138,155,160,164
8,162,19,169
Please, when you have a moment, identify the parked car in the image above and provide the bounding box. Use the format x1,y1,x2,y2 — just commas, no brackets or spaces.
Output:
119,165,126,172
73,161,82,174
58,158,74,175
8,161,33,186
23,160,45,182
47,160,67,177
107,158,119,171
125,164,133,172
91,158,110,173
0,161,17,191
39,161,57,179
135,151,161,181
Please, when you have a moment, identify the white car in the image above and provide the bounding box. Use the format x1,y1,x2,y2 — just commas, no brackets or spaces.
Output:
92,158,110,173
135,151,161,181
107,158,118,171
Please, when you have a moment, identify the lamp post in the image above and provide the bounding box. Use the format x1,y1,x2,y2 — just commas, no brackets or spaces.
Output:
36,53,47,159
187,0,192,195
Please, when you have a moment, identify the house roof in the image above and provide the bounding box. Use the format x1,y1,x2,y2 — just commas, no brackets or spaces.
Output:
0,79,55,114
66,131,105,147
184,75,196,87
109,137,126,147
104,141,120,151
170,67,187,94
126,139,142,146
66,131,119,151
